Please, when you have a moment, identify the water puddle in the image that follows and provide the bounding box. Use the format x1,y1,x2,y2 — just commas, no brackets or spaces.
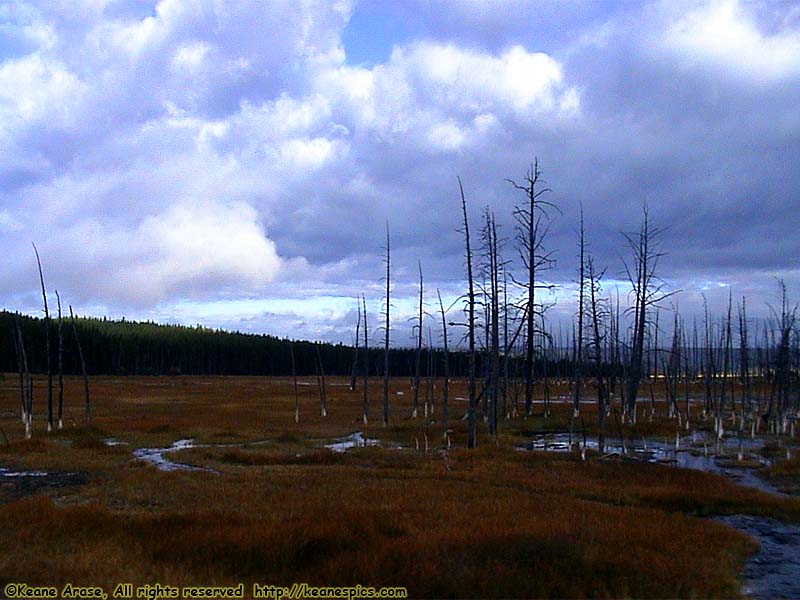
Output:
134,432,389,467
325,432,380,453
103,438,128,447
133,439,215,472
0,466,50,478
519,432,782,493
0,466,88,503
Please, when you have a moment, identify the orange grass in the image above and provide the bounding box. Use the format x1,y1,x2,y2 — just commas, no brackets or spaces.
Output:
0,374,797,598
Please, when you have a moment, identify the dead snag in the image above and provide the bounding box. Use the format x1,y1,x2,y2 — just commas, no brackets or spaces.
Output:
507,159,556,418
349,299,361,392
437,289,450,444
290,343,299,423
56,291,64,429
620,206,674,423
412,261,423,419
458,177,477,448
33,243,53,432
14,319,33,438
383,222,390,427
314,343,328,417
69,306,91,426
362,294,369,425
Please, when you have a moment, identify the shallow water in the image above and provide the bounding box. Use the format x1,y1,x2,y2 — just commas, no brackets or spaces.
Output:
102,437,128,447
716,515,800,600
132,439,215,472
0,466,49,477
325,431,380,453
0,466,87,502
519,431,784,494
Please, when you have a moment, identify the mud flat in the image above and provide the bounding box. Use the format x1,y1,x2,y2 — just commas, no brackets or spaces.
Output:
716,515,800,600
0,466,87,503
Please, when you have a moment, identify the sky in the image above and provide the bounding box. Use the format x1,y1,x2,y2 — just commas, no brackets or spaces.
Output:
0,0,798,347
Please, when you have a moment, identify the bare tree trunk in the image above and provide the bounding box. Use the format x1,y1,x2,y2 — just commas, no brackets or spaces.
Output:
766,281,796,426
572,204,586,418
314,343,327,417
412,261,423,418
362,294,369,425
587,257,608,453
290,343,299,423
426,327,435,417
69,307,90,427
349,299,361,392
56,291,64,429
621,207,672,423
721,292,733,423
483,210,500,436
459,177,477,448
14,319,33,438
702,296,718,427
501,268,510,419
738,297,751,415
665,309,682,421
383,223,391,427
33,243,53,432
438,290,450,444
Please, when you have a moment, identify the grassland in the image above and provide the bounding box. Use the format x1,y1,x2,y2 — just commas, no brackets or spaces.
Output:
0,374,798,599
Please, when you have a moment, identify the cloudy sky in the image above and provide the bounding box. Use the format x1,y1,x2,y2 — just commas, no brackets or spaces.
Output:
1,0,798,346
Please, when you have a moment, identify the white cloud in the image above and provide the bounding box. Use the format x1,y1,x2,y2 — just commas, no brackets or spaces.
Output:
171,40,211,71
0,209,22,232
663,0,800,81
127,200,282,301
316,40,578,155
65,200,285,306
0,53,85,126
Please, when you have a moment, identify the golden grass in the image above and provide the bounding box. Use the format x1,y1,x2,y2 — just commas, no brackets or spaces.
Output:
0,374,797,598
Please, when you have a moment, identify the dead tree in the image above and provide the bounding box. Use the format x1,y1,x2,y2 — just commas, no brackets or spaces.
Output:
682,318,692,429
738,297,751,415
383,222,391,427
290,343,299,423
349,299,361,391
314,343,328,417
412,261,423,418
480,208,501,435
33,243,53,432
721,292,734,424
425,327,435,417
766,280,797,428
501,267,511,418
437,289,450,444
13,322,26,427
69,307,90,427
14,319,33,438
362,294,369,424
458,177,477,448
508,159,556,417
56,291,64,429
664,308,682,422
620,207,673,423
572,204,586,418
586,256,608,453
702,297,716,419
